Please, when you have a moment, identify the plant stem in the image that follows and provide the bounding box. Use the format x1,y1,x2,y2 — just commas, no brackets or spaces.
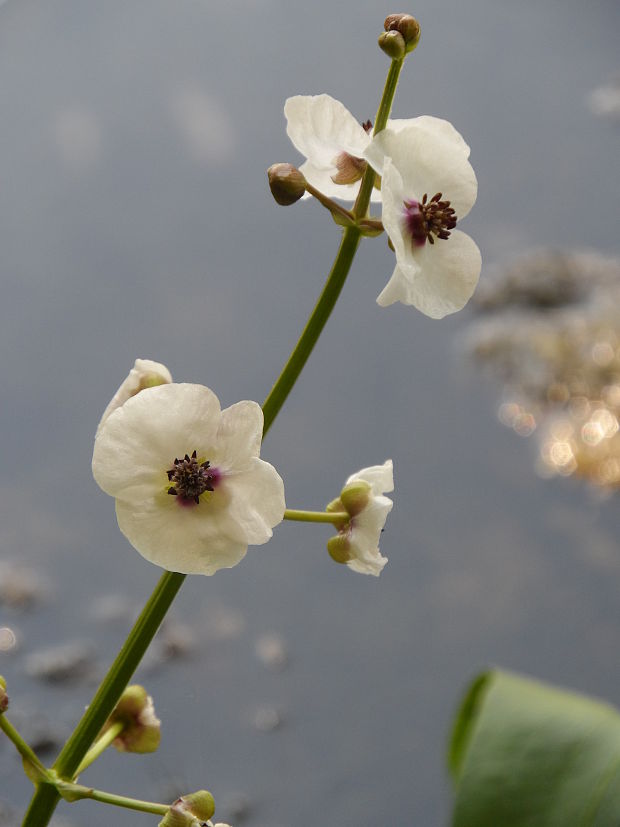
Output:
20,46,407,827
261,225,362,436
353,57,404,220
284,509,349,524
57,780,169,816
0,715,50,781
261,59,404,436
74,721,125,778
22,570,185,827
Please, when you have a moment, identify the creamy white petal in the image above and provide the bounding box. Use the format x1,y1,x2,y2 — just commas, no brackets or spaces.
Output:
116,493,248,575
365,124,477,219
348,498,392,576
378,160,415,277
386,115,470,158
97,359,172,435
93,384,222,499
347,459,394,495
285,94,371,166
399,230,482,319
376,263,415,307
224,458,286,545
214,401,263,469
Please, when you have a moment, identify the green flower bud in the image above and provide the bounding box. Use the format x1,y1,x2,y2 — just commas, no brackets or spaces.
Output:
178,790,216,821
384,13,421,53
340,480,371,517
0,676,8,714
326,497,344,513
104,685,161,754
327,534,353,565
267,163,307,205
378,30,406,60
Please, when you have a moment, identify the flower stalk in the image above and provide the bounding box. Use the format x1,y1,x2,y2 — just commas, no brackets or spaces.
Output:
21,37,407,827
73,721,125,777
284,508,349,525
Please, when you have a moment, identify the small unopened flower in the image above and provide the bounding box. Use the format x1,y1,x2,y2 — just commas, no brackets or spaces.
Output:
92,383,285,575
158,790,218,827
364,117,481,319
0,676,8,713
97,358,172,434
326,460,394,576
284,94,380,202
103,685,161,753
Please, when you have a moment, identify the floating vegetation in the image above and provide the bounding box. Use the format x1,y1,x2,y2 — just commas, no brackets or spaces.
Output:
467,249,620,490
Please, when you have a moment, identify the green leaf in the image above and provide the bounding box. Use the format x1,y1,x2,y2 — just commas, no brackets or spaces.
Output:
448,669,620,827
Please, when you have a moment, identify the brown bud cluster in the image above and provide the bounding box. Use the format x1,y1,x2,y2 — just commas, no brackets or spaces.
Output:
383,13,421,54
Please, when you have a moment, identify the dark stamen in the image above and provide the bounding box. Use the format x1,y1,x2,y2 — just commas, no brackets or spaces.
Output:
403,192,457,247
166,451,217,505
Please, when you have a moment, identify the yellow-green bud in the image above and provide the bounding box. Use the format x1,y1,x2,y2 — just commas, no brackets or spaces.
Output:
0,676,8,714
267,163,307,205
326,497,344,513
177,790,216,821
384,13,421,53
378,30,405,60
104,685,161,754
327,534,353,565
340,480,371,517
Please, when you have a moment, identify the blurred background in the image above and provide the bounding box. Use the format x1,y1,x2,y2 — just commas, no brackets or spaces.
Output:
0,0,619,824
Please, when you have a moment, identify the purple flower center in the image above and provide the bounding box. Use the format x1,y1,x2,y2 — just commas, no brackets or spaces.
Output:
167,451,219,506
403,192,457,247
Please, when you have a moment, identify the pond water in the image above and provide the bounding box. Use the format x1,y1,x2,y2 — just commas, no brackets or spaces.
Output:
0,1,619,825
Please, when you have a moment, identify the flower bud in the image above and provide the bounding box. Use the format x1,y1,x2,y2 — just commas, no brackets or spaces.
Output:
0,676,8,714
327,534,353,565
340,480,371,517
267,163,307,205
378,30,406,60
384,13,421,53
104,685,161,754
159,790,216,827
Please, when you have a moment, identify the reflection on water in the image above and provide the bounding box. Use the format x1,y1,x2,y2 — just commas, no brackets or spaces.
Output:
468,249,620,489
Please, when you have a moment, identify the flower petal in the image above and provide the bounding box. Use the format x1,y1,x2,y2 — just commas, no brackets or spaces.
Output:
97,359,172,435
365,123,477,218
93,383,222,499
115,493,249,575
388,115,471,158
347,459,394,495
384,229,482,319
214,400,264,469
285,94,371,167
224,457,286,545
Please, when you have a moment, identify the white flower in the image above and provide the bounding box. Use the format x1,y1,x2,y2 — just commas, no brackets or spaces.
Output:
327,459,394,576
97,358,172,435
284,93,381,202
92,383,285,576
364,116,481,319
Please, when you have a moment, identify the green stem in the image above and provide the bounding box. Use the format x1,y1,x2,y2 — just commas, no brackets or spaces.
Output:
20,46,407,827
304,182,355,225
353,58,404,220
0,715,50,781
284,509,349,524
22,570,185,827
261,59,404,437
262,225,361,435
74,721,124,778
57,780,168,816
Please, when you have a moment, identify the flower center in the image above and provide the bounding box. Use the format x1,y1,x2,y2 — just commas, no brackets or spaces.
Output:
403,192,457,247
167,451,218,505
